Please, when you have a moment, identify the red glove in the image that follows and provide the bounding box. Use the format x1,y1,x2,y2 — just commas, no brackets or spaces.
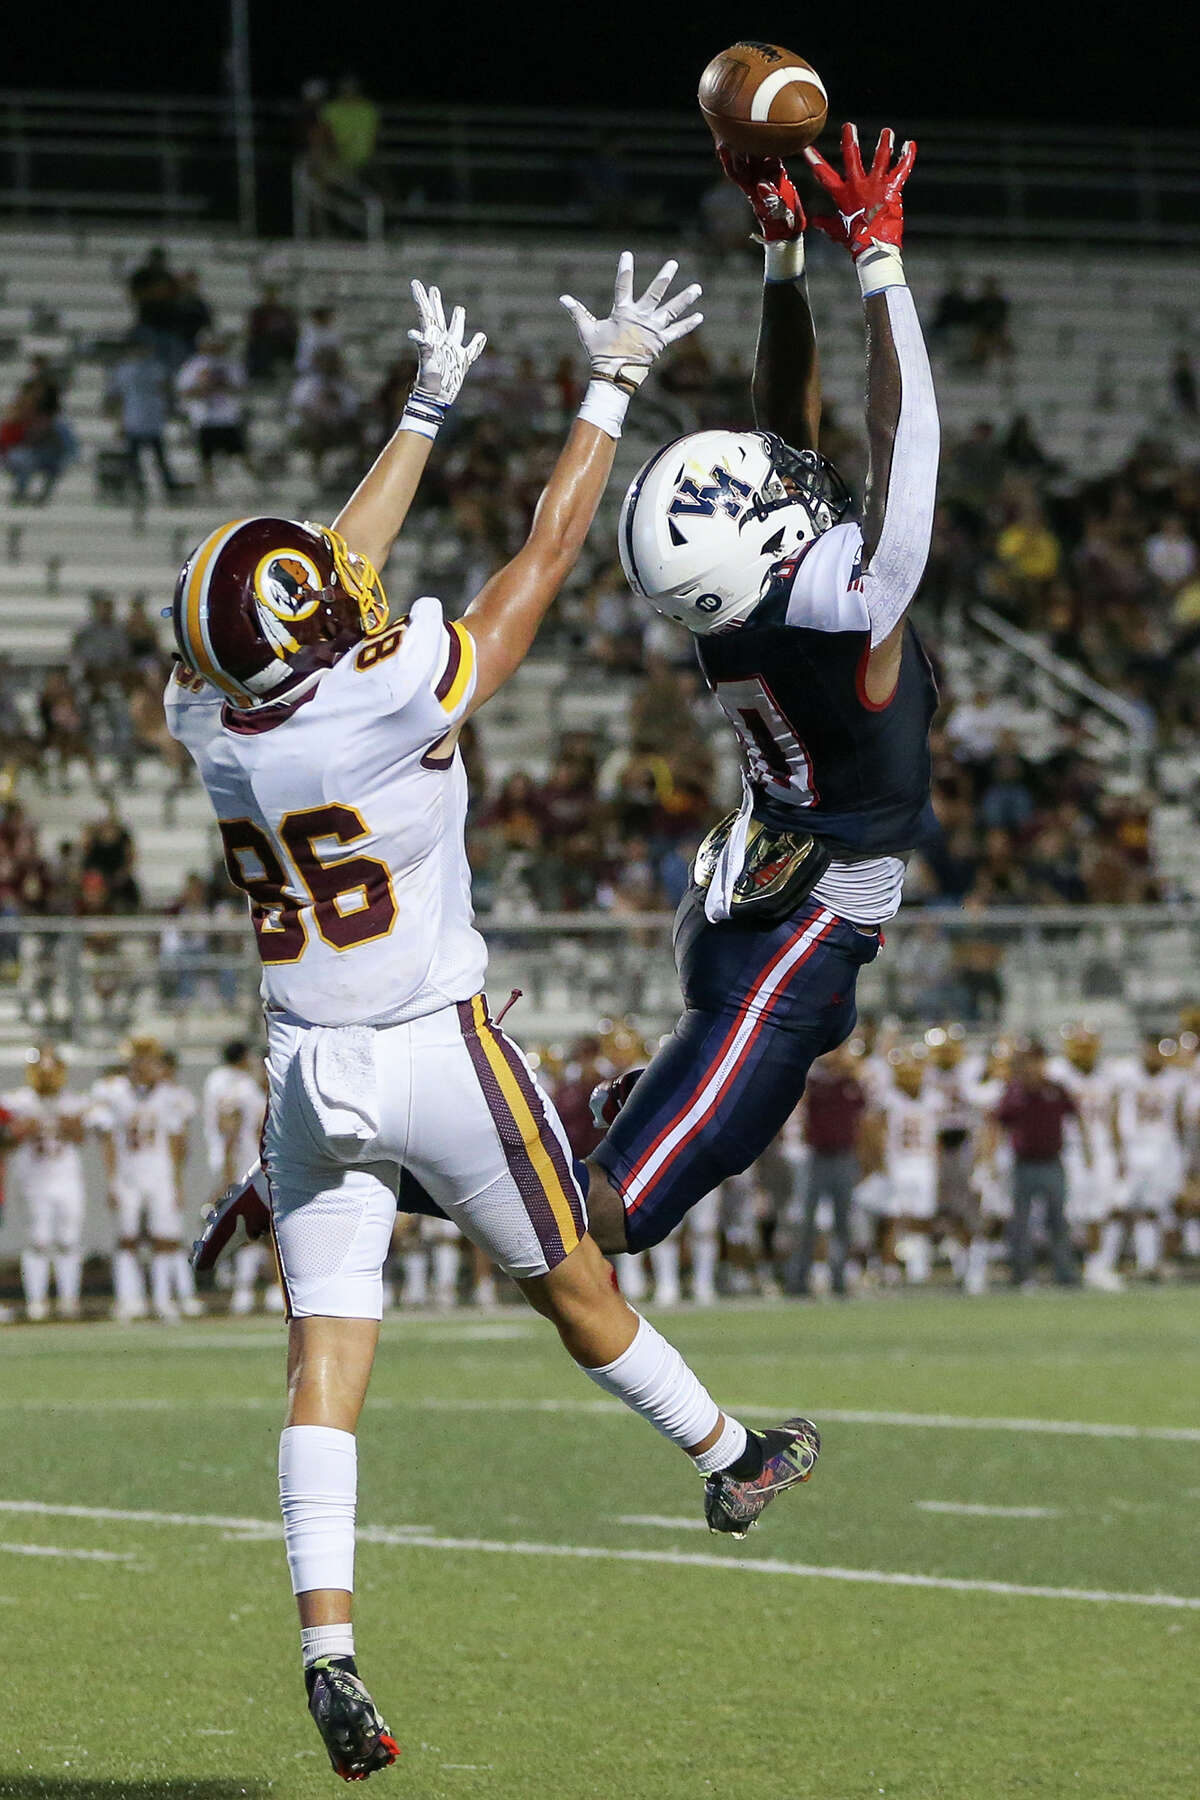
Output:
804,123,916,261
717,144,806,243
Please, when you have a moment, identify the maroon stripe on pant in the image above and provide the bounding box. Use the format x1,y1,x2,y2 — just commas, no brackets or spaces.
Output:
456,999,566,1265
486,1023,586,1243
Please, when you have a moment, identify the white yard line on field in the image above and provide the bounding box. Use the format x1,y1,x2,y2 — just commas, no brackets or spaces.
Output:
0,1393,1197,1442
915,1501,1064,1519
2,1499,1197,1610
0,1540,135,1562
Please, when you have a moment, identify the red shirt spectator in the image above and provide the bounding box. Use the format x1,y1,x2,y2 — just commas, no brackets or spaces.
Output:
803,1064,867,1155
996,1074,1077,1159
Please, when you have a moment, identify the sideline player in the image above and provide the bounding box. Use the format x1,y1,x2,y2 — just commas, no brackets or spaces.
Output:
91,1036,196,1321
1048,1023,1123,1290
202,1039,270,1313
3,1045,88,1320
1110,1034,1188,1278
171,264,820,1780
585,125,940,1259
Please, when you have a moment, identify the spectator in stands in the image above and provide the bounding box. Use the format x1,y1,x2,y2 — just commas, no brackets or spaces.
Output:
1144,514,1197,594
550,355,584,425
319,73,381,190
929,270,976,357
125,595,160,671
371,354,417,450
1001,412,1059,476
172,271,213,356
71,593,131,696
246,285,300,384
176,333,253,493
0,380,77,505
288,348,362,486
105,339,181,498
991,486,1062,604
295,305,341,375
584,562,645,672
161,870,230,1007
978,748,1035,833
128,246,185,373
969,275,1013,370
1169,348,1198,418
943,420,1007,517
80,801,140,913
0,656,36,778
37,669,94,790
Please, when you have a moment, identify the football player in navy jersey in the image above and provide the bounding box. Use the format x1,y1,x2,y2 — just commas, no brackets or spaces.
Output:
583,123,941,1260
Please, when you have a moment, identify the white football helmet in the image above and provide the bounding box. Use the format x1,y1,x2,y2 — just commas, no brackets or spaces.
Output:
618,429,852,633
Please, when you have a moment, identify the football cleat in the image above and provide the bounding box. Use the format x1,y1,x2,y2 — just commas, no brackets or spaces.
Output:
191,1164,270,1272
589,1068,645,1134
305,1656,399,1783
703,1417,821,1539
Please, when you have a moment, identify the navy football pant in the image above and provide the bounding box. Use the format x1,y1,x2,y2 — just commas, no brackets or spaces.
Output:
593,891,880,1254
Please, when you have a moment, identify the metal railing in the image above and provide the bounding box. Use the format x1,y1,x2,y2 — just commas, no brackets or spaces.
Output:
2,905,1197,1050
2,91,1199,246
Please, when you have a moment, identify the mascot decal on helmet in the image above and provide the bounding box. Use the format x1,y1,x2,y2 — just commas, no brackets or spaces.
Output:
172,516,388,708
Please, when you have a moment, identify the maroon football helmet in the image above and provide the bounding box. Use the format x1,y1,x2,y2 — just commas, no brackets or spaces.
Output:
171,516,388,706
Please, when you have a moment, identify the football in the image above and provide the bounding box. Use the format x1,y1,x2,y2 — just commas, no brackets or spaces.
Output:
698,41,828,156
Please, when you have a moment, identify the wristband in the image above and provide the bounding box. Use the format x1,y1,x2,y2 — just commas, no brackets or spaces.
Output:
577,377,631,440
763,237,805,283
856,242,907,299
400,386,448,440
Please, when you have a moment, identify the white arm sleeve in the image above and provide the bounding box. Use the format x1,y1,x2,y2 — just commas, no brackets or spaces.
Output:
859,285,940,648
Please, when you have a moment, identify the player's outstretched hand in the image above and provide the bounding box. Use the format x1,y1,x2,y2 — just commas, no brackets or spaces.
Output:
560,252,703,392
805,123,916,260
407,280,487,406
717,144,805,242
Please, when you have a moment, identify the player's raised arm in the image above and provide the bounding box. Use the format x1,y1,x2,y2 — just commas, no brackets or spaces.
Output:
332,282,487,573
807,125,939,657
717,145,821,448
462,253,701,714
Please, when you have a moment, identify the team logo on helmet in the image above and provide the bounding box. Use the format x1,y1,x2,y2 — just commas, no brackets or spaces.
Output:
253,550,324,624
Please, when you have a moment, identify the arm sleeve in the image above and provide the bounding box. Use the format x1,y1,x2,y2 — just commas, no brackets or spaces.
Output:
859,285,940,648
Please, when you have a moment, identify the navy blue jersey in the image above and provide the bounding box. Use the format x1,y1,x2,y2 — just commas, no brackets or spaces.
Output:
695,564,938,857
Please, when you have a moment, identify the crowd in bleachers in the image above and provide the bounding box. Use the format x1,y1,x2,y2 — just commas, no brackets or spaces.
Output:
1,243,1198,925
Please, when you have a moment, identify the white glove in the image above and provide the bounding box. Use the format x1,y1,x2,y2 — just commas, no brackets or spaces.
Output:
402,280,487,437
560,252,703,393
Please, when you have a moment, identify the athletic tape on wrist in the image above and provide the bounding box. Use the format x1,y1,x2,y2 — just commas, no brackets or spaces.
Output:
400,387,448,440
577,377,630,440
763,237,806,283
856,243,907,298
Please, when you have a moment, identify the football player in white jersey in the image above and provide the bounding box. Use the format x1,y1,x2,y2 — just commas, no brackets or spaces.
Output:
3,1045,88,1320
965,1038,1016,1275
170,262,822,1780
1109,1034,1188,1278
202,1039,271,1314
875,1046,943,1284
1048,1023,1124,1290
923,1024,989,1294
91,1036,196,1322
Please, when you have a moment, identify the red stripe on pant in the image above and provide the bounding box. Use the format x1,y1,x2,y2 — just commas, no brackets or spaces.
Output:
623,911,837,1215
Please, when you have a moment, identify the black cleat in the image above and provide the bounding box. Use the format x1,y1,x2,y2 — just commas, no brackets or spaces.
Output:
305,1656,399,1782
703,1417,821,1539
191,1164,270,1272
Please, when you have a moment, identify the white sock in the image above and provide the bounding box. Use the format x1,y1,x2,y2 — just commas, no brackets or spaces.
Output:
472,1272,498,1307
649,1239,681,1302
279,1424,357,1596
53,1250,82,1311
1183,1219,1200,1257
300,1623,355,1669
964,1238,989,1295
151,1253,175,1315
582,1314,744,1462
690,1414,749,1475
432,1241,459,1301
1097,1219,1124,1272
899,1233,932,1284
691,1230,719,1301
402,1251,428,1305
113,1248,146,1312
20,1249,51,1310
1133,1218,1160,1272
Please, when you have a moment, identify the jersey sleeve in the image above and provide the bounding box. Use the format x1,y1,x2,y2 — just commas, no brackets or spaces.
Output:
354,595,478,746
163,664,225,756
782,523,872,633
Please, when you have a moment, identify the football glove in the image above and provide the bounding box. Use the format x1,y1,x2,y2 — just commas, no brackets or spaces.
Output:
717,144,805,242
560,252,703,393
406,281,487,409
805,123,917,293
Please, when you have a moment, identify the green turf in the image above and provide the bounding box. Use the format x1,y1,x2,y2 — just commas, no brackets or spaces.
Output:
0,1288,1197,1799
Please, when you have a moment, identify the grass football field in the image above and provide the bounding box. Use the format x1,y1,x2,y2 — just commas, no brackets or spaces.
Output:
0,1287,1196,1800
